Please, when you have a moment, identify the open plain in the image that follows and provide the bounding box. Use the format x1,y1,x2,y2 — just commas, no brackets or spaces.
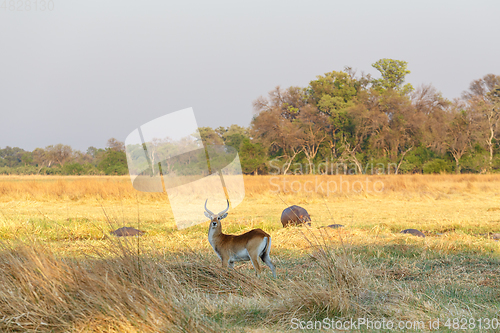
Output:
0,174,499,332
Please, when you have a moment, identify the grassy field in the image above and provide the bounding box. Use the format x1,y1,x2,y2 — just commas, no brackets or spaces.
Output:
0,174,500,332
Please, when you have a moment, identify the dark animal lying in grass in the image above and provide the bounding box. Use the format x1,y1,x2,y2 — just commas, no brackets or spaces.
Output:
281,205,311,227
325,224,344,229
110,227,145,237
400,229,425,237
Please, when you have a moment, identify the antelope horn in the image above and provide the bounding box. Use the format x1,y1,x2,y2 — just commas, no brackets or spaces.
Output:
218,199,230,216
204,199,215,216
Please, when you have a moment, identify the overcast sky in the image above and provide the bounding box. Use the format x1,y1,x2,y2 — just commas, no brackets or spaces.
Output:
1,0,499,152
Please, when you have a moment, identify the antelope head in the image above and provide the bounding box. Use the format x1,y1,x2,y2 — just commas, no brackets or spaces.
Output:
204,199,229,232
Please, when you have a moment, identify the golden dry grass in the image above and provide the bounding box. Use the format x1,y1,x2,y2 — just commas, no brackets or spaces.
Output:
2,173,499,201
0,174,500,332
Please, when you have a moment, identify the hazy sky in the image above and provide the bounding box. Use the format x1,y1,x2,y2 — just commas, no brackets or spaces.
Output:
1,0,499,152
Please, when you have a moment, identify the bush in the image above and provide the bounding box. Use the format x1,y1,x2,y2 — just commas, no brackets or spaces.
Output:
63,163,85,175
461,146,489,173
423,159,453,174
40,166,63,175
14,165,38,175
0,167,13,175
399,146,436,174
397,160,417,174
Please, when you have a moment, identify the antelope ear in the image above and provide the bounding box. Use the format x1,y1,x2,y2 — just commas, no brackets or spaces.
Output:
204,211,211,219
219,212,228,220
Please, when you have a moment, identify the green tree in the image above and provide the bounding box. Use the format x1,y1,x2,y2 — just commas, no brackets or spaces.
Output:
98,149,128,175
198,127,224,145
308,70,359,115
216,124,249,152
372,58,413,95
224,133,246,152
0,147,26,167
21,152,34,166
239,138,267,175
307,68,370,163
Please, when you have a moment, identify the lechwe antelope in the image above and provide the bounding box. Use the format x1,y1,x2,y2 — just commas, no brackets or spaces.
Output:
205,199,276,278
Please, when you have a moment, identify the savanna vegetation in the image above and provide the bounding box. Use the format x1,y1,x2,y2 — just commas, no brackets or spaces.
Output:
1,58,500,332
2,59,500,177
0,175,499,332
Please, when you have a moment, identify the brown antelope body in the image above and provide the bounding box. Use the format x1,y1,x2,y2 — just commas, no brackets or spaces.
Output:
205,200,276,278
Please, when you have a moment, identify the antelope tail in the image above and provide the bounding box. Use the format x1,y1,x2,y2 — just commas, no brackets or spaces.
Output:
261,236,272,259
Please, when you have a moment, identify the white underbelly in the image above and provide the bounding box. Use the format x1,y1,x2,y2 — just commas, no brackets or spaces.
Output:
229,248,250,262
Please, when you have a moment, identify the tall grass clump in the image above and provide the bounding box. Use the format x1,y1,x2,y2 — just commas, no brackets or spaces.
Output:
271,228,370,325
0,229,375,332
0,239,216,332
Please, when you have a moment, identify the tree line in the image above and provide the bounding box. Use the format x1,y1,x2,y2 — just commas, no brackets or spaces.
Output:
2,58,499,175
247,59,500,175
201,59,500,175
0,139,128,175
